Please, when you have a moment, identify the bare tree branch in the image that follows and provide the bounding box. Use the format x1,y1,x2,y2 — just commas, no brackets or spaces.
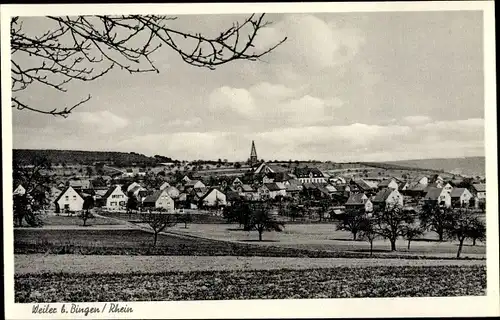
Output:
11,14,287,117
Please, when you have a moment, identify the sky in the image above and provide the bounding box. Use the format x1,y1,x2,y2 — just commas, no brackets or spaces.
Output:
12,11,485,162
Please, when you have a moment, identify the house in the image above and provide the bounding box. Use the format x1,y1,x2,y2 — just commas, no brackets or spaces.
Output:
159,182,171,191
182,175,191,183
128,184,147,200
101,185,128,211
450,188,474,207
68,179,91,190
371,188,404,210
142,189,175,211
165,186,180,199
54,186,84,213
345,193,373,213
137,190,153,205
351,179,377,193
330,176,347,185
377,178,399,190
122,168,135,178
471,183,486,201
294,167,326,184
199,188,227,207
184,180,206,190
404,183,428,198
232,177,243,186
411,176,429,186
443,183,454,194
13,184,26,196
254,162,289,174
235,184,258,200
259,183,286,199
126,182,142,193
424,187,451,208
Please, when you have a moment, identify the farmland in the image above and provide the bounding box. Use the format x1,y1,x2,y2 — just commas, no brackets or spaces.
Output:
15,265,486,302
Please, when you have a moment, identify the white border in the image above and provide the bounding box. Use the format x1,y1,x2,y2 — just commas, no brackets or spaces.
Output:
2,2,498,319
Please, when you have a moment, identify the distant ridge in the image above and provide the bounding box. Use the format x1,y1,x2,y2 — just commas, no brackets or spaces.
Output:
13,149,176,167
381,156,485,178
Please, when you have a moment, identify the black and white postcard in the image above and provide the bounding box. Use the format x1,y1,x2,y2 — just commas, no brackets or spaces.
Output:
2,1,498,319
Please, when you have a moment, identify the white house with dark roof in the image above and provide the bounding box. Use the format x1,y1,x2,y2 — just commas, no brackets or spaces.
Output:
450,188,473,207
424,187,451,208
471,183,486,201
54,186,84,213
377,178,399,190
345,193,373,213
142,189,175,211
371,188,404,210
102,185,128,211
294,167,326,184
199,188,227,207
184,180,206,190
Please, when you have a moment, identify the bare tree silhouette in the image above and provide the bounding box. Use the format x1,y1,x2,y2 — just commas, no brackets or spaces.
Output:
11,14,287,117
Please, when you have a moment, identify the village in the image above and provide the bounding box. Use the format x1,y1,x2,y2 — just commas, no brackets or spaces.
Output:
13,141,487,222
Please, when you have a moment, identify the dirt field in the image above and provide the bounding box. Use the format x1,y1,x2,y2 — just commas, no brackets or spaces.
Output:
15,265,486,302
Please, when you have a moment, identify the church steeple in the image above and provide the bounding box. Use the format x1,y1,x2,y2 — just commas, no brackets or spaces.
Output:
249,140,258,166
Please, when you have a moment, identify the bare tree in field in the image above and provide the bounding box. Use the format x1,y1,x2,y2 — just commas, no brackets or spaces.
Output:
244,201,285,241
11,14,286,117
13,156,52,227
373,203,414,251
359,217,377,256
142,209,176,247
446,208,485,258
337,207,366,241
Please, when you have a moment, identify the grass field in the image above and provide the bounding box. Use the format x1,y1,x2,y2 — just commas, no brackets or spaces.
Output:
15,265,486,302
15,254,485,275
169,223,486,258
42,215,123,226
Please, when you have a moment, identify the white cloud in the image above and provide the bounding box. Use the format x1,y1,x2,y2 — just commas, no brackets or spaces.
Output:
253,14,366,71
208,86,255,116
55,110,129,134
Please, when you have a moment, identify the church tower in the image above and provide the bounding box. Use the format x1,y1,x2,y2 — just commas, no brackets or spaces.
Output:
249,140,258,166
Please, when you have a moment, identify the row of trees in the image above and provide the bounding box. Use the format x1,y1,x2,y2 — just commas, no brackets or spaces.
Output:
337,203,485,258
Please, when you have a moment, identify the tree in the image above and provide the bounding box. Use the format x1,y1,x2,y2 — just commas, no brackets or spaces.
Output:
419,202,453,241
402,225,424,250
86,166,94,178
11,15,286,117
176,213,193,229
244,202,285,241
468,216,486,246
445,208,480,258
373,203,414,251
142,210,176,247
79,196,95,226
126,193,139,214
13,157,52,227
337,208,366,241
359,217,377,256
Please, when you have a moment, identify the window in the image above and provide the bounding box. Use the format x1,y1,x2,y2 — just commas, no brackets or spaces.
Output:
73,196,77,200
110,202,117,206
65,196,69,200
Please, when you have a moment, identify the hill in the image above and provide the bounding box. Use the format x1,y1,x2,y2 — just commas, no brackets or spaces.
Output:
13,149,177,167
381,157,485,178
